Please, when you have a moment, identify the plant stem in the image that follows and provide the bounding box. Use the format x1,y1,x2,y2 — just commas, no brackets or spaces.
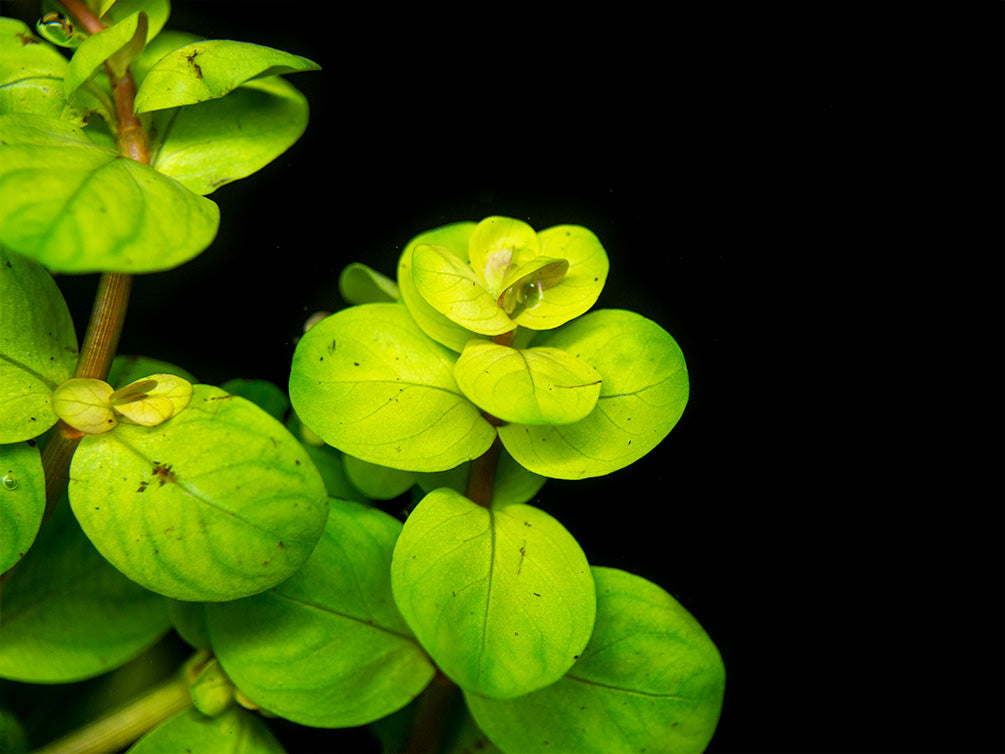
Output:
404,671,459,754
30,673,193,754
74,272,133,380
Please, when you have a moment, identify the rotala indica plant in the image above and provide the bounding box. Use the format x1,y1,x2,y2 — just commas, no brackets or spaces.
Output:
0,2,724,753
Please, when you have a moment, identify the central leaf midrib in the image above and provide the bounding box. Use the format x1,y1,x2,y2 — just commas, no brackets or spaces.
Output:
272,590,418,644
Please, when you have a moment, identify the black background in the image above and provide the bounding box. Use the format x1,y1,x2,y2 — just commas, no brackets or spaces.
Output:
5,1,1004,752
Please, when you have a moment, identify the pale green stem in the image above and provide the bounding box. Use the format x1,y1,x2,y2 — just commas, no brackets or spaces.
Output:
30,674,193,754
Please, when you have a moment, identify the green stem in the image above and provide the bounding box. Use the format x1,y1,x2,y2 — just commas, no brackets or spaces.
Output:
30,673,193,754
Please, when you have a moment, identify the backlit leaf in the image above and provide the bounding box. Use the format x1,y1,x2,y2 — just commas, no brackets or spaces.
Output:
397,221,490,352
0,500,170,683
134,39,320,114
110,373,193,426
391,488,595,699
499,309,688,479
51,377,117,434
467,567,725,754
0,114,220,273
0,18,77,121
454,341,601,425
68,385,329,601
339,262,400,305
148,76,310,196
289,303,496,472
0,246,78,442
411,243,514,336
65,11,147,94
0,440,44,573
208,499,435,728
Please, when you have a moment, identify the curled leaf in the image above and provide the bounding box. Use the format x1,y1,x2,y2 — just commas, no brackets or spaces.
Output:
51,378,117,435
110,373,193,426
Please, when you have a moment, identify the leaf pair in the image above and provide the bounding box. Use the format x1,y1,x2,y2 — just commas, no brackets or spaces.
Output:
52,373,192,434
290,301,688,480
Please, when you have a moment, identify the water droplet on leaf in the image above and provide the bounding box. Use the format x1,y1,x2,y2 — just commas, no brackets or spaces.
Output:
2,474,18,491
36,12,83,48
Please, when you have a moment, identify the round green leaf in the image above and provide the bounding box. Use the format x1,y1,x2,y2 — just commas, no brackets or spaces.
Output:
391,488,596,699
509,225,609,330
134,39,320,114
415,444,547,508
68,384,329,601
0,246,79,442
0,440,45,573
51,377,118,434
109,354,197,388
208,498,435,728
168,599,211,651
466,566,725,754
148,76,311,196
0,114,220,273
411,243,514,336
289,303,496,472
468,216,541,292
128,707,285,754
100,0,170,43
0,500,170,683
454,342,601,425
397,221,491,352
219,379,289,422
499,309,689,479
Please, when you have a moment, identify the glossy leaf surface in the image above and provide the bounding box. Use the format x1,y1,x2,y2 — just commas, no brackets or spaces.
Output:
208,499,435,727
0,440,44,573
289,303,495,472
134,39,320,113
69,385,329,601
0,114,219,273
148,76,310,196
499,309,689,479
467,567,725,754
0,246,78,442
454,342,601,425
397,221,488,352
391,488,595,699
100,0,170,43
0,500,170,682
128,707,285,754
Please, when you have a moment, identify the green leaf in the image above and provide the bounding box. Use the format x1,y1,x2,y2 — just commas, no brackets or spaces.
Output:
65,11,147,94
219,378,289,422
0,500,170,682
0,114,220,273
499,309,689,479
466,567,725,754
134,39,320,114
207,499,435,728
343,454,416,500
68,384,329,601
148,76,310,196
0,707,28,754
411,243,515,336
510,224,609,330
0,245,78,443
51,376,117,434
100,0,171,43
391,488,595,699
468,216,541,292
289,303,496,472
0,440,44,573
454,342,601,425
397,221,490,352
128,707,286,754
0,18,76,121
339,261,400,305
168,599,211,651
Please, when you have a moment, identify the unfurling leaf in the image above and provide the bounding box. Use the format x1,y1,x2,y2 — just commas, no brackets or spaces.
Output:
51,378,117,435
110,373,193,426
